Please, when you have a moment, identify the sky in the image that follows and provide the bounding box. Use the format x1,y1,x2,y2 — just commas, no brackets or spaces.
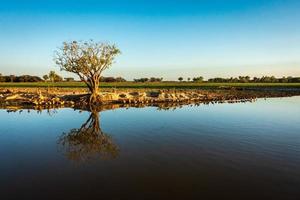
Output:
0,0,299,80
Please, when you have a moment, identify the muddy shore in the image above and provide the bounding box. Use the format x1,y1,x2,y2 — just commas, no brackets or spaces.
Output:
1,87,300,111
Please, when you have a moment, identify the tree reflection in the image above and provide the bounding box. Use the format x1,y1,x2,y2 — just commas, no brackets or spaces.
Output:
58,108,119,162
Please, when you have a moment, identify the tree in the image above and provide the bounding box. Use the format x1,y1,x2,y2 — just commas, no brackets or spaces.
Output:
43,75,49,81
193,76,203,82
100,77,118,82
149,77,163,82
245,76,251,82
64,77,75,82
49,71,56,82
48,71,62,82
149,77,157,82
178,77,183,82
0,73,4,82
115,77,126,82
54,74,63,82
16,75,42,82
187,77,191,82
134,78,149,82
55,40,121,103
9,75,15,82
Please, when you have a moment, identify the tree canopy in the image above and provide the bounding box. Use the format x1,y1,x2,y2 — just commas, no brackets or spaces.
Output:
55,40,121,103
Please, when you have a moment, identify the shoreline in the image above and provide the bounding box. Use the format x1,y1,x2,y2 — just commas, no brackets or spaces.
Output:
1,87,300,111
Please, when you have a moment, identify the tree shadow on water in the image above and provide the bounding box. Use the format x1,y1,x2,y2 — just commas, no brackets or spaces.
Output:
58,107,119,162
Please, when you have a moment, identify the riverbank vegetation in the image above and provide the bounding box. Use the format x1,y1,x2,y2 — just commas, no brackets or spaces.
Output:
1,39,299,107
1,86,300,109
1,81,300,90
1,73,299,84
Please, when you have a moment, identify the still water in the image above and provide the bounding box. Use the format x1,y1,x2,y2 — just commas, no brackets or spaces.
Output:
1,97,300,199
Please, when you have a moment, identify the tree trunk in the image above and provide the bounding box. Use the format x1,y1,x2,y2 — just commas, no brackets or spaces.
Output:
88,76,100,104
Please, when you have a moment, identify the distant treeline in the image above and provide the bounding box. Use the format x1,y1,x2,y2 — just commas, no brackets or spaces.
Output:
207,76,300,83
1,73,299,83
134,77,163,82
0,75,43,82
0,73,127,83
100,77,126,82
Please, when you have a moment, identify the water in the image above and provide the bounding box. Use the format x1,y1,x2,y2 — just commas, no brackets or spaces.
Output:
1,97,300,199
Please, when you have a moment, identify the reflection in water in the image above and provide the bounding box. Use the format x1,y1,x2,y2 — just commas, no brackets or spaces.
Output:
58,109,119,162
3,101,258,163
2,100,260,163
1,97,300,199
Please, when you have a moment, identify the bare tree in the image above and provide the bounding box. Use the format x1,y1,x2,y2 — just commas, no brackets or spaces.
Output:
54,40,121,103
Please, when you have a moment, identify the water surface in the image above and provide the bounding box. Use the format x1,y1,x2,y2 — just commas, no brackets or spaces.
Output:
1,97,300,199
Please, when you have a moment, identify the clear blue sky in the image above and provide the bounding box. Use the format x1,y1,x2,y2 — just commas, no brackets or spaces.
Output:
0,0,299,80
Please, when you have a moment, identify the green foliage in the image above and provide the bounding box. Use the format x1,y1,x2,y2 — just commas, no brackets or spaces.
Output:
0,74,42,82
207,76,300,83
64,77,75,82
193,76,203,82
1,81,300,89
55,40,121,101
0,73,4,82
48,71,63,82
115,77,127,82
43,74,49,81
100,76,126,82
134,78,149,82
134,77,163,82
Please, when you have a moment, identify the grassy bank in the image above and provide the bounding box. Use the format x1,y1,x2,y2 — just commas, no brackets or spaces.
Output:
1,82,300,89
